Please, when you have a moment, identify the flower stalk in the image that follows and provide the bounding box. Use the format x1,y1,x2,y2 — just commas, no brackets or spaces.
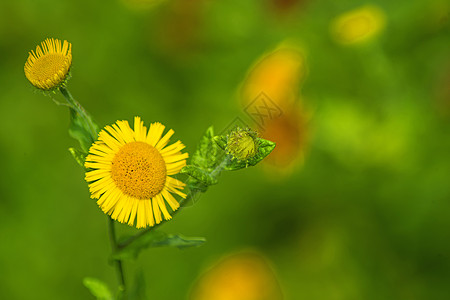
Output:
108,217,126,291
59,86,128,294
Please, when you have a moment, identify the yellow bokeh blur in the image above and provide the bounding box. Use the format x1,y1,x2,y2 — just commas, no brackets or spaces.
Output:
190,252,283,300
330,5,386,45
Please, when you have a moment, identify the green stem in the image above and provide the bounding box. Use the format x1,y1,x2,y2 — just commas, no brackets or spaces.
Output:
59,87,98,140
108,217,126,291
58,88,124,292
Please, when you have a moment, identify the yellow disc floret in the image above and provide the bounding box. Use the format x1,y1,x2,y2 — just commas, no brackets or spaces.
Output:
24,38,72,90
111,141,167,199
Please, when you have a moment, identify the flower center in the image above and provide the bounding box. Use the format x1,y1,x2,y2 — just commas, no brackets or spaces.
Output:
30,54,69,84
111,141,167,199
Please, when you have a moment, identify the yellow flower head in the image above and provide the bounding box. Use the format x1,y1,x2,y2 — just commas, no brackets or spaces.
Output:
24,38,72,90
331,5,386,45
85,117,188,228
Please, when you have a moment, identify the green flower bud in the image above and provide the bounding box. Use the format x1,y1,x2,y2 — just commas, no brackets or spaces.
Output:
226,128,259,161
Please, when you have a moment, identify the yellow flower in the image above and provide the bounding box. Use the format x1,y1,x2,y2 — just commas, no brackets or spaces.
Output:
85,117,188,228
24,38,72,90
331,5,386,45
190,252,283,300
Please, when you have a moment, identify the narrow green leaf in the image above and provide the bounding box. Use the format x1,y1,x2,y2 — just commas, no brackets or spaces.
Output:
68,147,87,168
151,234,206,248
83,277,114,300
112,231,206,261
113,230,166,260
191,126,221,170
180,165,218,186
68,107,99,153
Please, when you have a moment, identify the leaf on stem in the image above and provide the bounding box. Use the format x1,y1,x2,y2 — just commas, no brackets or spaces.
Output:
68,107,99,153
68,147,87,168
180,165,218,186
83,277,114,300
191,126,222,170
112,231,206,260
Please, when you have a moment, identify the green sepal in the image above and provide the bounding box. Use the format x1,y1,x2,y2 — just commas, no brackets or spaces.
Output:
112,231,206,261
68,147,87,168
180,165,218,186
224,138,276,171
212,135,227,151
83,277,114,300
68,107,99,153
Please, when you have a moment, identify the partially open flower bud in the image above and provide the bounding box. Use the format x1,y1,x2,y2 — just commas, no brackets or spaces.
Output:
24,38,72,91
226,128,259,161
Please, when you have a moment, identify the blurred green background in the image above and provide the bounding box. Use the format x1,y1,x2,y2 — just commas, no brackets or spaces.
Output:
1,0,450,299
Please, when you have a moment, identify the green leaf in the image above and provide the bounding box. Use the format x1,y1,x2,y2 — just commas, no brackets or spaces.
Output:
152,234,206,248
180,165,218,186
191,126,221,170
68,107,99,153
224,138,276,171
186,126,225,192
112,231,206,261
68,147,87,168
83,277,114,300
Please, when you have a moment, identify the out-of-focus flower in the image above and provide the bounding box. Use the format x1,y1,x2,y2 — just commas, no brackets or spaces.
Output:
24,38,72,91
190,252,283,300
239,44,309,174
240,46,307,109
85,117,188,228
261,103,308,173
330,5,386,45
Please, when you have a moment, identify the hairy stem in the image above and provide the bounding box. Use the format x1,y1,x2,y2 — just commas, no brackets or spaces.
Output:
59,86,98,140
